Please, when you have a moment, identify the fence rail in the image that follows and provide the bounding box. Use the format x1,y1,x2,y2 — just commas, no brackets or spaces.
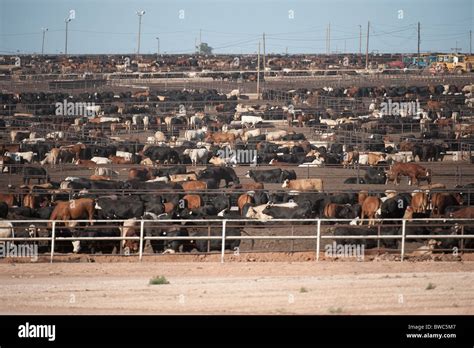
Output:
1,218,473,263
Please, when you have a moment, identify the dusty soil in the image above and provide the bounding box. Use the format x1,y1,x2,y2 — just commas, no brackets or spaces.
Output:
1,260,473,315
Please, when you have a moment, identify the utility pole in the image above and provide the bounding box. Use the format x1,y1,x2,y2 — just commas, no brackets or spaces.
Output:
262,32,266,77
328,23,331,54
64,11,75,56
451,41,461,53
136,10,145,56
41,28,48,55
365,21,370,69
257,41,261,100
359,24,362,55
325,26,328,54
417,22,421,63
199,29,202,54
470,30,472,55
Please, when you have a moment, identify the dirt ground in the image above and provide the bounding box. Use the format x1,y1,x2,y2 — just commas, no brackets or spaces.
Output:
1,260,473,315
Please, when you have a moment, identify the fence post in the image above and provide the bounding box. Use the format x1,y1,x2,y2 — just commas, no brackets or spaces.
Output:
316,219,321,261
290,225,294,253
220,220,227,264
139,220,145,261
400,219,406,262
50,221,56,263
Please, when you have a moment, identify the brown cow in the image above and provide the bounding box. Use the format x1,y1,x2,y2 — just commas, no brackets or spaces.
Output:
419,183,446,190
282,179,323,191
449,206,474,218
399,141,414,151
358,191,368,205
182,195,202,209
128,167,154,181
109,155,132,164
342,151,359,168
237,193,254,214
205,131,238,145
48,198,95,228
169,173,198,182
323,203,347,219
360,196,381,226
411,192,429,213
368,152,386,166
60,143,86,160
90,175,112,181
22,194,41,209
75,159,97,168
232,183,264,190
431,193,463,217
387,163,431,186
163,202,175,214
0,193,18,207
180,181,207,191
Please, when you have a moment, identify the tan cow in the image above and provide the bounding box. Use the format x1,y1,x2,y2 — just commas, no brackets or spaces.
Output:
282,179,323,191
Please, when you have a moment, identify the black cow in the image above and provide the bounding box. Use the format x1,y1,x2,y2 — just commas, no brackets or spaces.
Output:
364,168,386,184
143,146,181,164
156,165,187,177
332,226,378,249
0,202,8,218
246,169,296,183
96,198,144,219
344,177,367,184
23,167,49,185
191,226,243,252
380,194,411,220
262,201,313,220
71,225,121,254
198,167,239,187
146,224,191,253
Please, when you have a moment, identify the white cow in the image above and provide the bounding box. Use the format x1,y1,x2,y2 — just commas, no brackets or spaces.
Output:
183,148,209,166
242,129,261,142
5,151,36,163
146,176,169,183
91,157,112,165
0,220,14,241
94,167,119,178
154,131,166,142
265,130,288,141
98,117,120,123
184,129,206,141
143,115,150,131
297,158,325,167
116,151,133,161
119,218,138,250
244,202,298,221
241,115,263,128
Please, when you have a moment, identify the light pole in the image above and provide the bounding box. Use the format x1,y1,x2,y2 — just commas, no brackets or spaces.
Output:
136,10,145,55
156,37,160,55
41,28,48,55
64,10,75,55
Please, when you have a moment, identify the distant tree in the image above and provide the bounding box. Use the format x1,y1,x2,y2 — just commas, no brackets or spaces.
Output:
197,43,213,55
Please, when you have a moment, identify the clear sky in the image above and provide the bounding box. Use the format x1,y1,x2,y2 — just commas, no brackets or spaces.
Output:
0,0,472,54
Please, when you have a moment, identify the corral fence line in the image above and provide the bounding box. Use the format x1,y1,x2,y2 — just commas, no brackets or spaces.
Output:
1,218,473,264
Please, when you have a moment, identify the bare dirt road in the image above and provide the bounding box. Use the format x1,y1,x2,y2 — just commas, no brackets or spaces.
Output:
1,261,473,315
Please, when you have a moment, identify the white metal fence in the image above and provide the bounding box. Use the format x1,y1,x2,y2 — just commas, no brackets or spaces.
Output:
1,218,473,263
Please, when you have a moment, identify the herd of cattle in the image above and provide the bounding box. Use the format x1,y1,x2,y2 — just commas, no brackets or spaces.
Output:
0,79,473,258
0,145,473,255
1,53,408,76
